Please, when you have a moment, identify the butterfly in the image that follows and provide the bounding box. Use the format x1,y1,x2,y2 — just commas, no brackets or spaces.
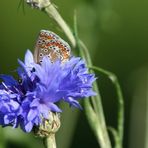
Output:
34,30,71,63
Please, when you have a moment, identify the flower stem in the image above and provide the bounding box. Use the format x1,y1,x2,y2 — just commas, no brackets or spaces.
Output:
44,134,56,148
44,3,76,47
73,15,112,148
89,66,124,148
79,42,112,148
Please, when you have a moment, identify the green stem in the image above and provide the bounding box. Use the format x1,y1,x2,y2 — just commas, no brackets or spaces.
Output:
0,128,5,148
79,43,112,148
44,3,76,47
44,134,56,148
89,66,124,147
145,73,148,148
74,14,104,117
74,14,111,148
84,99,111,148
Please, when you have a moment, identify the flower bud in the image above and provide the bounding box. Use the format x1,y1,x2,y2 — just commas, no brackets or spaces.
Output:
26,0,51,9
33,112,61,138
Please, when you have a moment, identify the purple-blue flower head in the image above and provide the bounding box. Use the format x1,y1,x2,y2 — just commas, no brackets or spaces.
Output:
0,50,96,132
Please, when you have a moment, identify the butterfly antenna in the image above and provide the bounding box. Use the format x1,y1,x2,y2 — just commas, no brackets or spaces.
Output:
22,0,26,14
17,0,26,15
17,0,23,13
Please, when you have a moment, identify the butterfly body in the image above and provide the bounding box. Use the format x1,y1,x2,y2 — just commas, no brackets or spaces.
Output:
34,30,71,63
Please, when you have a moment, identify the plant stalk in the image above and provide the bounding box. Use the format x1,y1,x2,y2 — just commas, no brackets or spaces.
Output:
80,43,112,148
44,4,76,47
44,134,56,148
89,66,124,148
73,14,111,148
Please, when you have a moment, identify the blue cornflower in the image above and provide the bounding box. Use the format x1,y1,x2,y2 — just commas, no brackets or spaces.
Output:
0,50,96,132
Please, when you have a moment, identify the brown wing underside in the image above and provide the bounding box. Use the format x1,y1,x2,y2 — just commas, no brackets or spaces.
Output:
34,30,71,63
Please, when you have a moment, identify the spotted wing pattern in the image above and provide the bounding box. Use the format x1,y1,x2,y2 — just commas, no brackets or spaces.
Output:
34,30,71,63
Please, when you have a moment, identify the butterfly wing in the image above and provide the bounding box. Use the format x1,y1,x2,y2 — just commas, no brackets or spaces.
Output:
34,30,71,63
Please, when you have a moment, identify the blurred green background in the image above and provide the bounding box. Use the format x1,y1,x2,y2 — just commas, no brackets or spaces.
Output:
0,0,148,148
